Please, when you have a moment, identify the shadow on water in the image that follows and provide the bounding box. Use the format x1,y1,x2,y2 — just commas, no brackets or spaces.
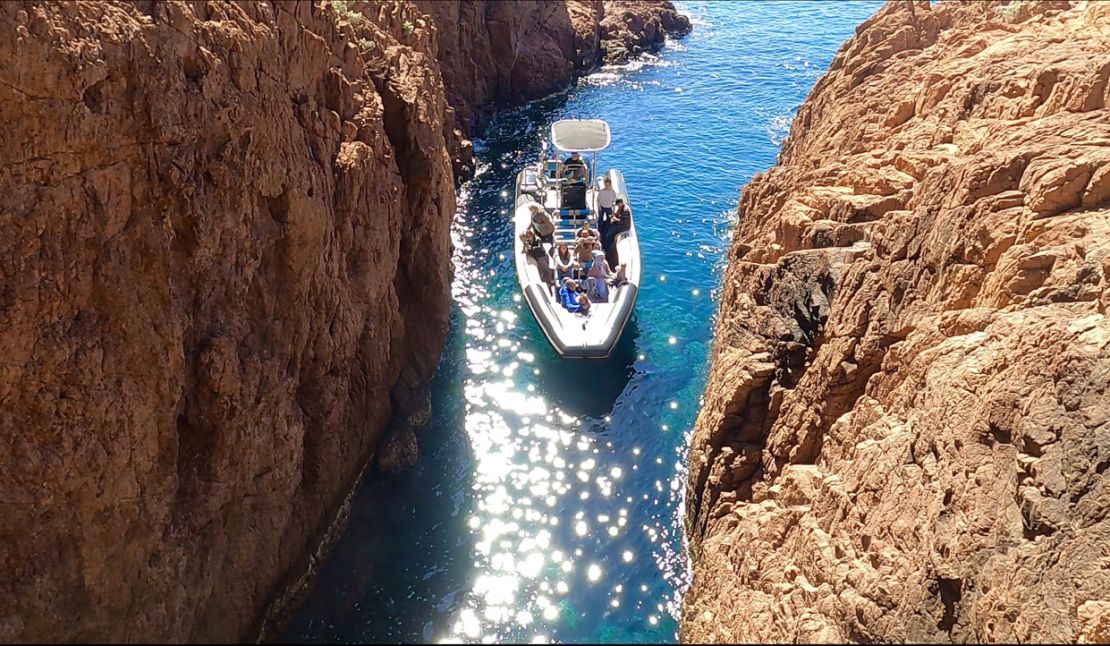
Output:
280,308,480,644
527,317,640,420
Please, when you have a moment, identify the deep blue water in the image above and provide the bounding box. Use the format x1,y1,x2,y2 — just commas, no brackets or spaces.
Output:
282,2,879,643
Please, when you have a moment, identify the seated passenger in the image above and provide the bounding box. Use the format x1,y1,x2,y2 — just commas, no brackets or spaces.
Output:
528,204,555,244
576,220,598,242
558,278,590,314
610,262,628,287
574,237,599,275
520,228,555,294
552,242,574,280
586,250,615,302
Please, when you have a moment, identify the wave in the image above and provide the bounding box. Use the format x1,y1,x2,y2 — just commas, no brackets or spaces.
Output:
766,113,794,146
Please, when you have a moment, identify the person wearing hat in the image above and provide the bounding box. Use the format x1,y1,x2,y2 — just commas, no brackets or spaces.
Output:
586,249,615,302
528,203,555,244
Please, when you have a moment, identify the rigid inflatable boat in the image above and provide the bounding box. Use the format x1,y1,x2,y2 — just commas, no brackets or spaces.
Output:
513,119,641,359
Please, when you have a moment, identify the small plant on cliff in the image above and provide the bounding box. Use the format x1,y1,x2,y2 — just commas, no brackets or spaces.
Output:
999,0,1035,22
357,37,376,54
330,0,362,24
402,19,415,37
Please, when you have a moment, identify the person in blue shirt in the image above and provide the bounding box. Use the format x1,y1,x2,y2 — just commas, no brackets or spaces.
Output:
558,278,590,314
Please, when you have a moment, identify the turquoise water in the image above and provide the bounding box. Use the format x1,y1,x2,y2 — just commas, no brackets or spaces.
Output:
281,2,879,643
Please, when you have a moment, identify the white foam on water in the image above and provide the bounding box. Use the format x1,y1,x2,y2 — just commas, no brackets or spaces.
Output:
766,113,794,146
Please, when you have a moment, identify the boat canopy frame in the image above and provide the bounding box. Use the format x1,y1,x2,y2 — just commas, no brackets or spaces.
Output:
548,119,611,186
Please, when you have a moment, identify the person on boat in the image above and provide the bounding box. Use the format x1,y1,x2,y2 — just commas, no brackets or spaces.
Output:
552,241,574,281
521,228,556,295
602,198,631,265
576,289,591,313
596,177,616,239
558,278,590,314
576,219,598,242
528,204,555,244
610,262,628,287
586,249,615,302
562,151,588,183
574,236,598,276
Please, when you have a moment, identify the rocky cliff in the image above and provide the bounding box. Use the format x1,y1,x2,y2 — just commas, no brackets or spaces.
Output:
0,0,455,641
415,0,690,137
683,1,1110,643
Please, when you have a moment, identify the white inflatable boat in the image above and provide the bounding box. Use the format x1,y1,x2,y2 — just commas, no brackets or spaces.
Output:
513,119,641,359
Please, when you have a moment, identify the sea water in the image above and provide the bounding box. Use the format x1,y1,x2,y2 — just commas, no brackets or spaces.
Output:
282,1,880,642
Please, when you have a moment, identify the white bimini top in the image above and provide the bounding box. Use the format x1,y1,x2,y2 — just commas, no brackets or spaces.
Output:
551,119,611,152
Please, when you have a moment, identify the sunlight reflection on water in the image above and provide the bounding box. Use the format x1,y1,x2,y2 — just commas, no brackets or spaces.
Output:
438,206,690,642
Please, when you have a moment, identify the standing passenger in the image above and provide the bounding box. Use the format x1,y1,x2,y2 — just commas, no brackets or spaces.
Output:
596,177,616,239
529,204,555,244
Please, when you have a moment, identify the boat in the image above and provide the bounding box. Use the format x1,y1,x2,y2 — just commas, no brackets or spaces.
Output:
513,119,641,359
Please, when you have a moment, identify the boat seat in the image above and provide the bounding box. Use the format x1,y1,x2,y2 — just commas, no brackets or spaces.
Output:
558,208,591,217
561,184,588,210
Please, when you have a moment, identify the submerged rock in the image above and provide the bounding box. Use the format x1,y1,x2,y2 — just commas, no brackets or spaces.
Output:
684,0,1110,643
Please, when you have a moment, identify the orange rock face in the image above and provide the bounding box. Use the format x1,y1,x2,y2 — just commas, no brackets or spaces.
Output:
683,1,1110,643
415,0,690,135
0,0,454,641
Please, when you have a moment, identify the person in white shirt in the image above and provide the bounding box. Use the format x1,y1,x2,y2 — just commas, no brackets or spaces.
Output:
596,177,616,238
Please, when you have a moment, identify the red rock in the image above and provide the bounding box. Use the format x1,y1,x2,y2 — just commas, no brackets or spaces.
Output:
0,0,458,641
416,0,690,136
684,1,1110,643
